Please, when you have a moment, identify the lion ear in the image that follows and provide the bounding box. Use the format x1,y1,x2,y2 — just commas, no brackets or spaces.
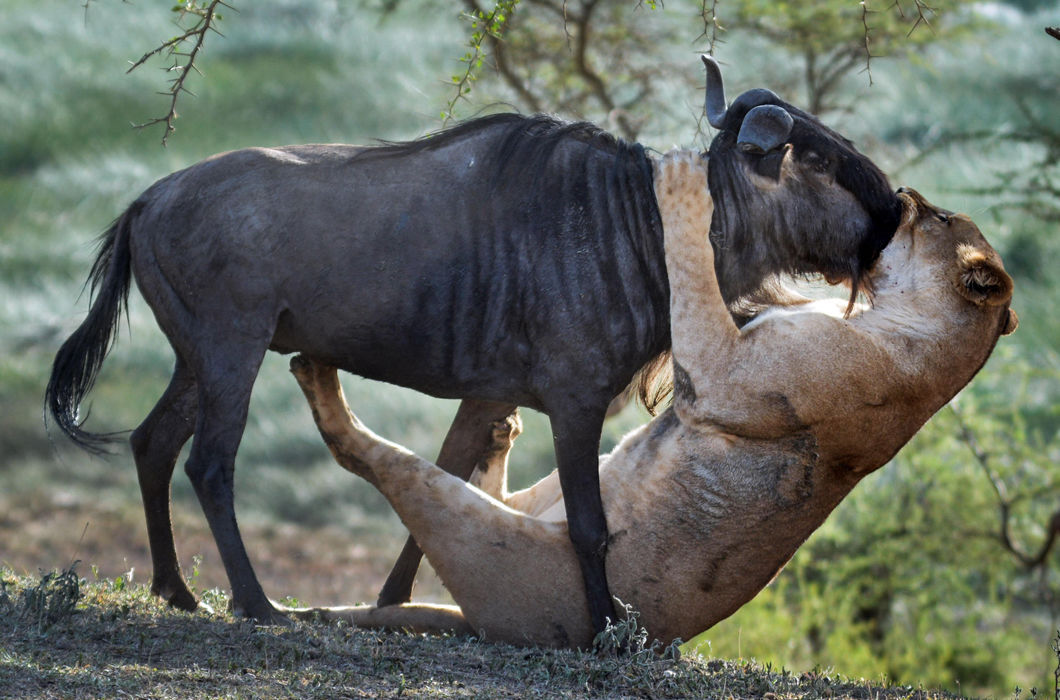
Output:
956,243,1013,306
1002,309,1019,336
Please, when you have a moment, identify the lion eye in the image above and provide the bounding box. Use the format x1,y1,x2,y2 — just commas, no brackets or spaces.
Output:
936,212,950,224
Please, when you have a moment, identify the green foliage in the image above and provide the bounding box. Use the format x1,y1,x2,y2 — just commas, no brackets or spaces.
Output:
445,0,521,121
460,0,681,139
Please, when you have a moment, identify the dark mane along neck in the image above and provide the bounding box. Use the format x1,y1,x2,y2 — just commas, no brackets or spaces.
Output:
494,116,672,410
361,113,624,157
361,113,673,409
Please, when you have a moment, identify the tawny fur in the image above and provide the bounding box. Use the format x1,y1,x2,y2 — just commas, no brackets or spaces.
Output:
289,151,1016,648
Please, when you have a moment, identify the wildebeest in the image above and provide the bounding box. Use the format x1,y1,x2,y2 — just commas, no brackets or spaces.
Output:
46,57,900,629
286,160,1017,646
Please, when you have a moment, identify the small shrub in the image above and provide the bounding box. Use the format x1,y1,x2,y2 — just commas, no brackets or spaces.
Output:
1,562,83,634
594,598,681,660
0,574,13,613
583,599,684,693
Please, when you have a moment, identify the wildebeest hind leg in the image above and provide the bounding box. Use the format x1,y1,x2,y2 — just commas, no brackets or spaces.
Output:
184,344,284,624
377,399,519,607
130,355,198,611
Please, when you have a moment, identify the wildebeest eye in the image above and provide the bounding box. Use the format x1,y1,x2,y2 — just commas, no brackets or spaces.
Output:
936,212,950,224
803,151,833,174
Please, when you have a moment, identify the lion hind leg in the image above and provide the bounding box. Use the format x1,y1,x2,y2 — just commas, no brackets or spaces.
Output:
289,355,388,486
287,602,473,636
290,355,587,645
468,411,522,500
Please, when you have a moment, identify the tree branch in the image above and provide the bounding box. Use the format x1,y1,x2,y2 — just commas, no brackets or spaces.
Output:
127,0,232,145
950,405,1060,570
446,1,521,123
490,26,545,113
697,0,724,56
860,0,877,84
568,0,637,139
890,0,938,37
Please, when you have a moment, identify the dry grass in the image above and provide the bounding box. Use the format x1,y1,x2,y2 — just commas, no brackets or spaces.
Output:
0,566,971,699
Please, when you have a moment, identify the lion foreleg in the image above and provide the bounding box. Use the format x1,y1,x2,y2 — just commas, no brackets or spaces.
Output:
655,152,843,438
655,152,742,413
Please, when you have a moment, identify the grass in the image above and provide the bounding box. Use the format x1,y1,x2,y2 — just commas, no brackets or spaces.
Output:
0,565,973,699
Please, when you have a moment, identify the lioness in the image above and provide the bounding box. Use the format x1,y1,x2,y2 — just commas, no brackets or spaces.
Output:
289,152,1017,648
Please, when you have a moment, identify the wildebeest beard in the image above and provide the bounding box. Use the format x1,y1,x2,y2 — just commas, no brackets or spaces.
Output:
707,115,902,312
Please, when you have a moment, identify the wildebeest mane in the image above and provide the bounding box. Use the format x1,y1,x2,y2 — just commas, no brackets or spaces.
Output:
355,113,637,194
356,113,675,412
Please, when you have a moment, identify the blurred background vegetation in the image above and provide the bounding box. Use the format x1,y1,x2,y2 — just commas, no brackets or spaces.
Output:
1,0,1057,696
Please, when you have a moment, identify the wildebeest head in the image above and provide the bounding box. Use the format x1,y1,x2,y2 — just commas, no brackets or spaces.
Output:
702,56,902,312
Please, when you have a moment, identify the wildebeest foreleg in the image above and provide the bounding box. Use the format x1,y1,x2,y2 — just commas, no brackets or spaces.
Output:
548,405,616,638
377,398,518,607
129,356,198,612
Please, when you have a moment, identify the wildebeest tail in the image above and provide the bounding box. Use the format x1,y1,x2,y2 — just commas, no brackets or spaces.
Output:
45,203,141,453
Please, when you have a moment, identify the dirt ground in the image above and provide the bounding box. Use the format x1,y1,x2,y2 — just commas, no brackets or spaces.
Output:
0,489,452,609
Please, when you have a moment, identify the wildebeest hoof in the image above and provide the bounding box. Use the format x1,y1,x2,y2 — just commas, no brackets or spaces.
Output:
230,599,295,627
155,582,199,612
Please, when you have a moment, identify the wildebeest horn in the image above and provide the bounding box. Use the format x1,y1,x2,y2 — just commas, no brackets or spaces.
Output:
736,104,794,154
703,55,788,136
702,55,727,128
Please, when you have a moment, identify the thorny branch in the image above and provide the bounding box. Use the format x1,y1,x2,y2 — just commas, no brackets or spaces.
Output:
860,1,876,84
126,0,232,145
893,0,938,37
950,404,1060,571
697,0,723,56
859,1,937,84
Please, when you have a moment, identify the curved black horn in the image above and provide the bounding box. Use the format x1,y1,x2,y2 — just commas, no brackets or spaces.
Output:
730,87,783,113
736,104,794,154
702,55,727,128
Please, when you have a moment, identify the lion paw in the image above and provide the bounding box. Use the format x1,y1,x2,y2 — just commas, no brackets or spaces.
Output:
654,150,711,235
489,413,523,451
654,149,709,197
